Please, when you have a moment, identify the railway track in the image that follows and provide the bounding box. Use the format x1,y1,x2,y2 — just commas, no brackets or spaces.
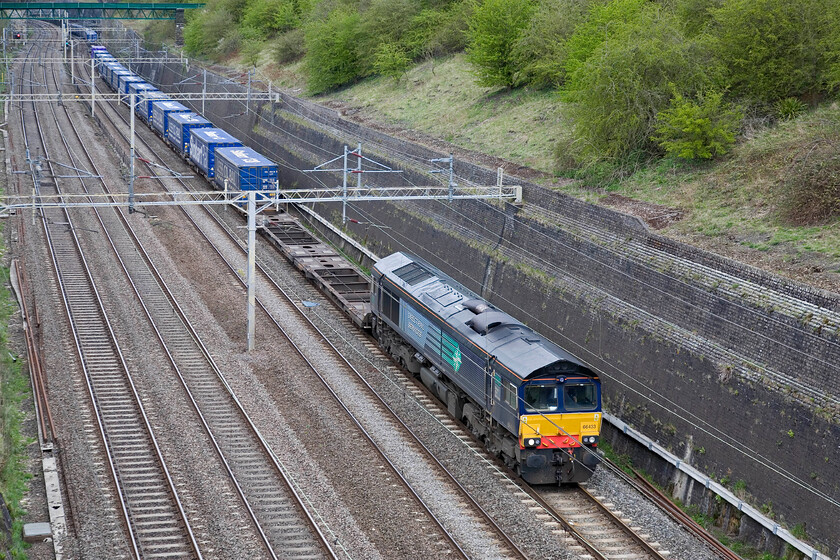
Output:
69,38,703,560
17,24,201,559
16,24,339,559
56,28,748,560
71,44,533,560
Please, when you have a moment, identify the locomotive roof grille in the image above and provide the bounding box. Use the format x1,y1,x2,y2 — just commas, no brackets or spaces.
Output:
394,262,434,286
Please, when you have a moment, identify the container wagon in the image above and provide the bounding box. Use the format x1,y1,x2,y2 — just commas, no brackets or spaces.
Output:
167,112,212,158
189,128,242,179
110,69,130,91
213,147,278,195
128,81,158,101
100,62,119,81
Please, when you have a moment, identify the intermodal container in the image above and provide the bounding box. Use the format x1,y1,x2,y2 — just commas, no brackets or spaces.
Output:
213,147,278,194
127,82,157,100
189,128,242,178
110,69,130,91
118,74,145,96
128,82,160,114
102,62,121,82
151,100,190,137
137,91,169,123
167,112,212,158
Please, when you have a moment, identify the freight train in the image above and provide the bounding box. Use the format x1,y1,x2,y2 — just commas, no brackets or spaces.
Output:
88,43,602,484
69,23,97,43
90,46,278,193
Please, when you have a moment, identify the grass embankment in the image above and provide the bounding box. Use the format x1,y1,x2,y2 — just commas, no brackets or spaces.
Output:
308,55,839,288
0,268,31,560
0,63,33,559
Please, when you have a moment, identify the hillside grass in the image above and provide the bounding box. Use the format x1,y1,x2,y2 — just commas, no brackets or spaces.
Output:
319,54,565,173
314,55,840,273
193,38,840,288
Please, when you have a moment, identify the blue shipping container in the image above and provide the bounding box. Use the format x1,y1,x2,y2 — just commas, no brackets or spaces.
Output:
126,82,160,109
137,92,169,123
189,128,242,178
128,82,157,99
167,113,212,158
106,65,125,88
100,62,120,80
128,84,160,118
150,100,190,137
213,147,278,193
119,74,145,96
110,69,129,91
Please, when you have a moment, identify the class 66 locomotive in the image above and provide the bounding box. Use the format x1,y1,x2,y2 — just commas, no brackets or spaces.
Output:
372,252,602,484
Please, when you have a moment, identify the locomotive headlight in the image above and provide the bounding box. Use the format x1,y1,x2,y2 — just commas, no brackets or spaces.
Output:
582,436,599,445
524,438,541,448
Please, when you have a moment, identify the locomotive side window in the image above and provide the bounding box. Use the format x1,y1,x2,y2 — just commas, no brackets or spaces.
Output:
523,385,558,412
381,284,400,324
505,382,518,409
563,383,597,411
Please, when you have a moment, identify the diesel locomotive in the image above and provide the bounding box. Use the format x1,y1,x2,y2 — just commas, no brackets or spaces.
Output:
372,252,602,484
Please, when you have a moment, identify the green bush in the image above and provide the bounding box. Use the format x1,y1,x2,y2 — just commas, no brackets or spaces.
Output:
183,8,233,56
357,0,421,75
774,97,808,121
562,5,719,162
304,8,364,94
272,28,306,64
652,88,742,159
241,38,263,67
673,0,722,36
403,3,471,59
373,43,411,79
240,0,306,37
563,0,645,81
512,0,595,88
708,0,837,103
465,0,536,88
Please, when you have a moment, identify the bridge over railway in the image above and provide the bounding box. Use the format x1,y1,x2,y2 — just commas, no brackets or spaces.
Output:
0,3,205,20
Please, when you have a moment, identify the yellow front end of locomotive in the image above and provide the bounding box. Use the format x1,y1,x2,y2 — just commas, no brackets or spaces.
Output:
519,412,602,449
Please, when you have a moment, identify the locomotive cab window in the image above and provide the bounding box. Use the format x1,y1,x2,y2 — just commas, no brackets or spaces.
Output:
563,383,597,411
523,385,558,412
